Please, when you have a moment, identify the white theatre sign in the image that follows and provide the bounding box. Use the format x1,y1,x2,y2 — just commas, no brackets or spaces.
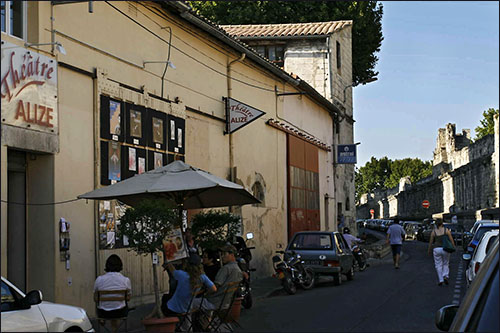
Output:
224,97,265,134
1,41,58,133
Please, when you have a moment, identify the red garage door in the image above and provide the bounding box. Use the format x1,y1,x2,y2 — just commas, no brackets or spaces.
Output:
287,135,320,240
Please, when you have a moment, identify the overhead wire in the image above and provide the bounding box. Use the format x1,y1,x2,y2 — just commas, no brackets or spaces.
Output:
1,198,82,206
136,2,281,91
105,1,278,93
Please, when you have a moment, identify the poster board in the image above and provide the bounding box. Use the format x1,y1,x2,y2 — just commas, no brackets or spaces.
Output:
162,228,188,262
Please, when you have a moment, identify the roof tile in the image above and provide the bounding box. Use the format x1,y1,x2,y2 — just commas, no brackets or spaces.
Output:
221,20,352,38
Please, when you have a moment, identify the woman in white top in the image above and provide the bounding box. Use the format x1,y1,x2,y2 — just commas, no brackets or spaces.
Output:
94,255,131,332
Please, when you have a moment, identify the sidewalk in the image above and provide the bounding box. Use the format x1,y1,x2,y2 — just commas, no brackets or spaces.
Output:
91,251,404,332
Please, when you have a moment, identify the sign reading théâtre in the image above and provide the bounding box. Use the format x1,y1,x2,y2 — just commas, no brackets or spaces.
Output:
224,97,265,134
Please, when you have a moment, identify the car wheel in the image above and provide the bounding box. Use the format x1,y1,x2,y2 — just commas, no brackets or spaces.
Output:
346,266,354,281
333,272,342,286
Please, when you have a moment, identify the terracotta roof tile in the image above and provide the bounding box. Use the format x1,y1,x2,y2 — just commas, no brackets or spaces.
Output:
221,21,352,38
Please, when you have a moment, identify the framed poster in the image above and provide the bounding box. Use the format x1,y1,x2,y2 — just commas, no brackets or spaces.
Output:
153,117,164,144
108,141,121,181
162,228,188,262
110,100,121,137
130,109,142,138
154,152,163,169
170,119,175,140
138,157,146,174
128,147,136,171
177,128,183,148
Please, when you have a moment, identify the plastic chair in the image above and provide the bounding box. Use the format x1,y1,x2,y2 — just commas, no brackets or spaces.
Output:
94,290,130,333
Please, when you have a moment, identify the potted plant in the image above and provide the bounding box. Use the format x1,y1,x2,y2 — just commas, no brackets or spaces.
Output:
118,199,180,331
190,210,241,253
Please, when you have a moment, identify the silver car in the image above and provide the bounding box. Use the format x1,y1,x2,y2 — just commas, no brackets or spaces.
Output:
286,231,355,286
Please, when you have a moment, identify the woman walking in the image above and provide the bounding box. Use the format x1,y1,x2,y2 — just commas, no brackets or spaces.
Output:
428,219,456,286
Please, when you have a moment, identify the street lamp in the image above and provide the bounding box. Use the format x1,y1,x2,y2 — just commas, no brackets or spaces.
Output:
343,77,378,103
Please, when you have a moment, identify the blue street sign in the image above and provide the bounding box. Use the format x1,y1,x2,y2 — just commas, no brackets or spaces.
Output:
337,144,357,164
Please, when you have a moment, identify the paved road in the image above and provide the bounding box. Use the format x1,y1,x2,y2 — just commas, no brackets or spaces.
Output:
237,239,466,332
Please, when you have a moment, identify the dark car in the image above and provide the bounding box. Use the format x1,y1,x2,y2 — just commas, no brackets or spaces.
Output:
435,239,498,332
286,231,354,286
403,221,422,240
443,223,464,245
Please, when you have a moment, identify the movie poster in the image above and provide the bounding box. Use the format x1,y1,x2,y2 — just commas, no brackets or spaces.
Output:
110,101,121,136
128,147,136,171
177,128,183,148
170,119,175,140
138,157,146,174
108,141,121,181
130,109,142,138
153,117,164,144
162,228,188,262
154,152,163,169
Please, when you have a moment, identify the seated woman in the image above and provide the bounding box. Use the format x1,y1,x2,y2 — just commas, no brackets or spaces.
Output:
162,253,216,318
94,255,131,332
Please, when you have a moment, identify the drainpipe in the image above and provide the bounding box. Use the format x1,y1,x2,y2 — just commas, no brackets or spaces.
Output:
227,53,246,183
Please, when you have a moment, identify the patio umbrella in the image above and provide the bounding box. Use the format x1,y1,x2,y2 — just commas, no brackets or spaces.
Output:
78,160,260,209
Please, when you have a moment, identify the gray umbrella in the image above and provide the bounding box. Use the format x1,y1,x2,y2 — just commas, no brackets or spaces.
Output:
78,160,259,208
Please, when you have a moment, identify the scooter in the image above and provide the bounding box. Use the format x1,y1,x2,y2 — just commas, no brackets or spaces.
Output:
233,232,256,309
272,250,315,295
351,244,368,271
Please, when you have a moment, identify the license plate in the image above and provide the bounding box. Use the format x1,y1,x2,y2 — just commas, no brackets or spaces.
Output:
305,260,321,265
278,272,285,279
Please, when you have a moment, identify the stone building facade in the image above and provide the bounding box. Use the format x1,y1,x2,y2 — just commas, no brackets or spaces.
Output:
357,115,499,230
222,21,357,232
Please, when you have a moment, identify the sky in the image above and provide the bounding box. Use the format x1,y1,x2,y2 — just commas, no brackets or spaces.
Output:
353,1,499,166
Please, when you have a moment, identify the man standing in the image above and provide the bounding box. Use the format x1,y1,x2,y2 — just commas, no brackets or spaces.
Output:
386,219,406,269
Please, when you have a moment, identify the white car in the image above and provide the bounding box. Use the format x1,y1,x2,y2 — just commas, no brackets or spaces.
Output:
463,230,499,287
1,276,94,332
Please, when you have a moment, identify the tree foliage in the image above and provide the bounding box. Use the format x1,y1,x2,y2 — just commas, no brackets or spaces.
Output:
355,157,433,202
117,200,179,256
190,210,241,251
474,108,499,140
188,1,383,86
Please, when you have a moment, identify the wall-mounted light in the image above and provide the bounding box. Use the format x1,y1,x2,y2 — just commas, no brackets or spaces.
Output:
24,41,66,55
143,60,176,69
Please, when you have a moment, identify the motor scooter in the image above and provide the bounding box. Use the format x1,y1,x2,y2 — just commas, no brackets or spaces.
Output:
232,232,256,309
272,250,315,295
351,243,368,271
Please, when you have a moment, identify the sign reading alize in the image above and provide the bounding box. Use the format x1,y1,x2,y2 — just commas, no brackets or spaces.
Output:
225,97,265,134
1,41,58,132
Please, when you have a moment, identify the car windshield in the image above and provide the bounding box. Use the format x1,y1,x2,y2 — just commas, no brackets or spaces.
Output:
290,233,332,250
474,226,499,242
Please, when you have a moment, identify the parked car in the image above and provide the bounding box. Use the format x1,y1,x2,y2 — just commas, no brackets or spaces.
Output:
421,222,436,242
465,222,499,254
286,231,355,286
463,220,499,251
443,223,465,245
403,221,422,240
435,239,498,332
463,230,499,287
1,276,94,332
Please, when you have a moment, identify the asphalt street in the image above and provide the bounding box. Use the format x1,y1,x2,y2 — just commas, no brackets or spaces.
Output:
236,239,466,332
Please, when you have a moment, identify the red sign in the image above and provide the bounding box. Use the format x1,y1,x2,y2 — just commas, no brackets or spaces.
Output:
422,200,430,209
370,209,375,214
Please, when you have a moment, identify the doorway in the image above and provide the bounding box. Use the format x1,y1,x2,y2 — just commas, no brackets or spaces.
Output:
7,149,27,291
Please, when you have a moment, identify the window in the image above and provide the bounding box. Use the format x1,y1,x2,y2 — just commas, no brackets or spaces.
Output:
252,181,265,206
253,45,285,67
1,280,22,312
336,41,341,73
290,233,332,250
1,1,26,39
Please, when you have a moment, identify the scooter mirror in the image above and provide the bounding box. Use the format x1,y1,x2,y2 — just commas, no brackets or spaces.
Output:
246,232,254,240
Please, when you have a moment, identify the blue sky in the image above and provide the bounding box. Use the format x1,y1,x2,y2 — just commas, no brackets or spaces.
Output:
353,1,499,166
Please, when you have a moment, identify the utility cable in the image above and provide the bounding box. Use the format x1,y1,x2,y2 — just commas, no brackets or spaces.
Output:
1,198,82,206
104,1,277,93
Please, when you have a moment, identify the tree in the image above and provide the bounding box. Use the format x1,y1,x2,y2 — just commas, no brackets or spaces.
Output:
475,108,499,140
190,210,241,251
118,200,179,318
188,1,383,86
355,157,432,202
